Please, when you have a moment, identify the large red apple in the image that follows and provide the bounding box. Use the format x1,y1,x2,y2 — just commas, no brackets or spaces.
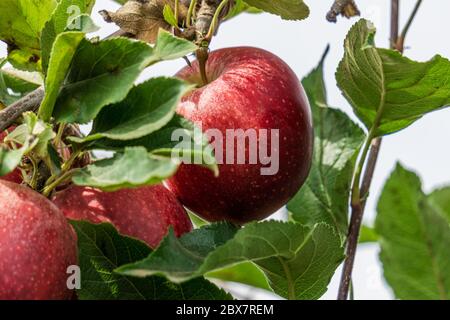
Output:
165,47,313,224
0,181,77,300
53,184,193,248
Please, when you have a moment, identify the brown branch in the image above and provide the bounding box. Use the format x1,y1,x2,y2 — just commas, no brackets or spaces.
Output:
194,0,232,40
390,0,399,49
360,138,382,203
326,0,360,23
195,0,221,39
337,137,382,300
0,87,44,132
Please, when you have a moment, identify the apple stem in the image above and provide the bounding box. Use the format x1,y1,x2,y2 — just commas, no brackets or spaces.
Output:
196,47,209,85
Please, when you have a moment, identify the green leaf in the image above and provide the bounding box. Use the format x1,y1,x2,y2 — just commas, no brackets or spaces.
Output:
77,77,193,142
150,29,198,63
71,220,232,300
6,112,55,158
0,112,55,175
109,0,127,4
359,225,378,244
117,222,239,279
337,19,450,136
39,32,86,121
89,115,219,176
0,146,25,177
163,4,178,28
206,262,271,292
225,0,262,20
41,0,97,73
428,187,450,224
243,0,309,20
72,147,180,191
188,211,209,228
0,67,42,105
288,47,365,238
40,9,100,121
52,38,154,124
375,164,450,300
24,113,55,157
118,221,344,300
0,0,58,71
52,30,196,124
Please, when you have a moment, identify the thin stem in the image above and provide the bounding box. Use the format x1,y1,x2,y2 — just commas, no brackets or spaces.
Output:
186,0,197,27
360,138,382,206
54,123,66,148
351,130,376,205
29,156,39,190
45,148,81,187
174,0,179,26
397,0,423,51
196,47,209,85
390,0,399,48
61,149,82,172
337,0,409,300
205,0,229,41
193,0,229,85
349,279,355,300
41,169,76,197
337,128,376,300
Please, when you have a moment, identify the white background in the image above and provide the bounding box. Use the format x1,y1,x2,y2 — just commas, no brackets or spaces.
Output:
1,0,449,300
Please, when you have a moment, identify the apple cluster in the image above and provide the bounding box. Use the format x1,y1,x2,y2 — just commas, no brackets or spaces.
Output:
0,47,313,299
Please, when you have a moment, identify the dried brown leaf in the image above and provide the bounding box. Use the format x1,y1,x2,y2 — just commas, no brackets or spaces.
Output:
342,1,360,19
100,0,188,43
326,0,360,23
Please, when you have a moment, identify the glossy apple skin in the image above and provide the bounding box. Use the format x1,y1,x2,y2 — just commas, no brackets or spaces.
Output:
0,181,78,300
53,184,193,248
166,47,313,224
0,128,23,184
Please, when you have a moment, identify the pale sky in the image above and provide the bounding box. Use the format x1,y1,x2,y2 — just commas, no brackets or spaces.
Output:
1,0,449,300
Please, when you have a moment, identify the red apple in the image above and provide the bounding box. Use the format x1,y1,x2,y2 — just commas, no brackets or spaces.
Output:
0,180,78,300
0,127,23,184
165,47,313,224
53,184,193,248
0,169,23,184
